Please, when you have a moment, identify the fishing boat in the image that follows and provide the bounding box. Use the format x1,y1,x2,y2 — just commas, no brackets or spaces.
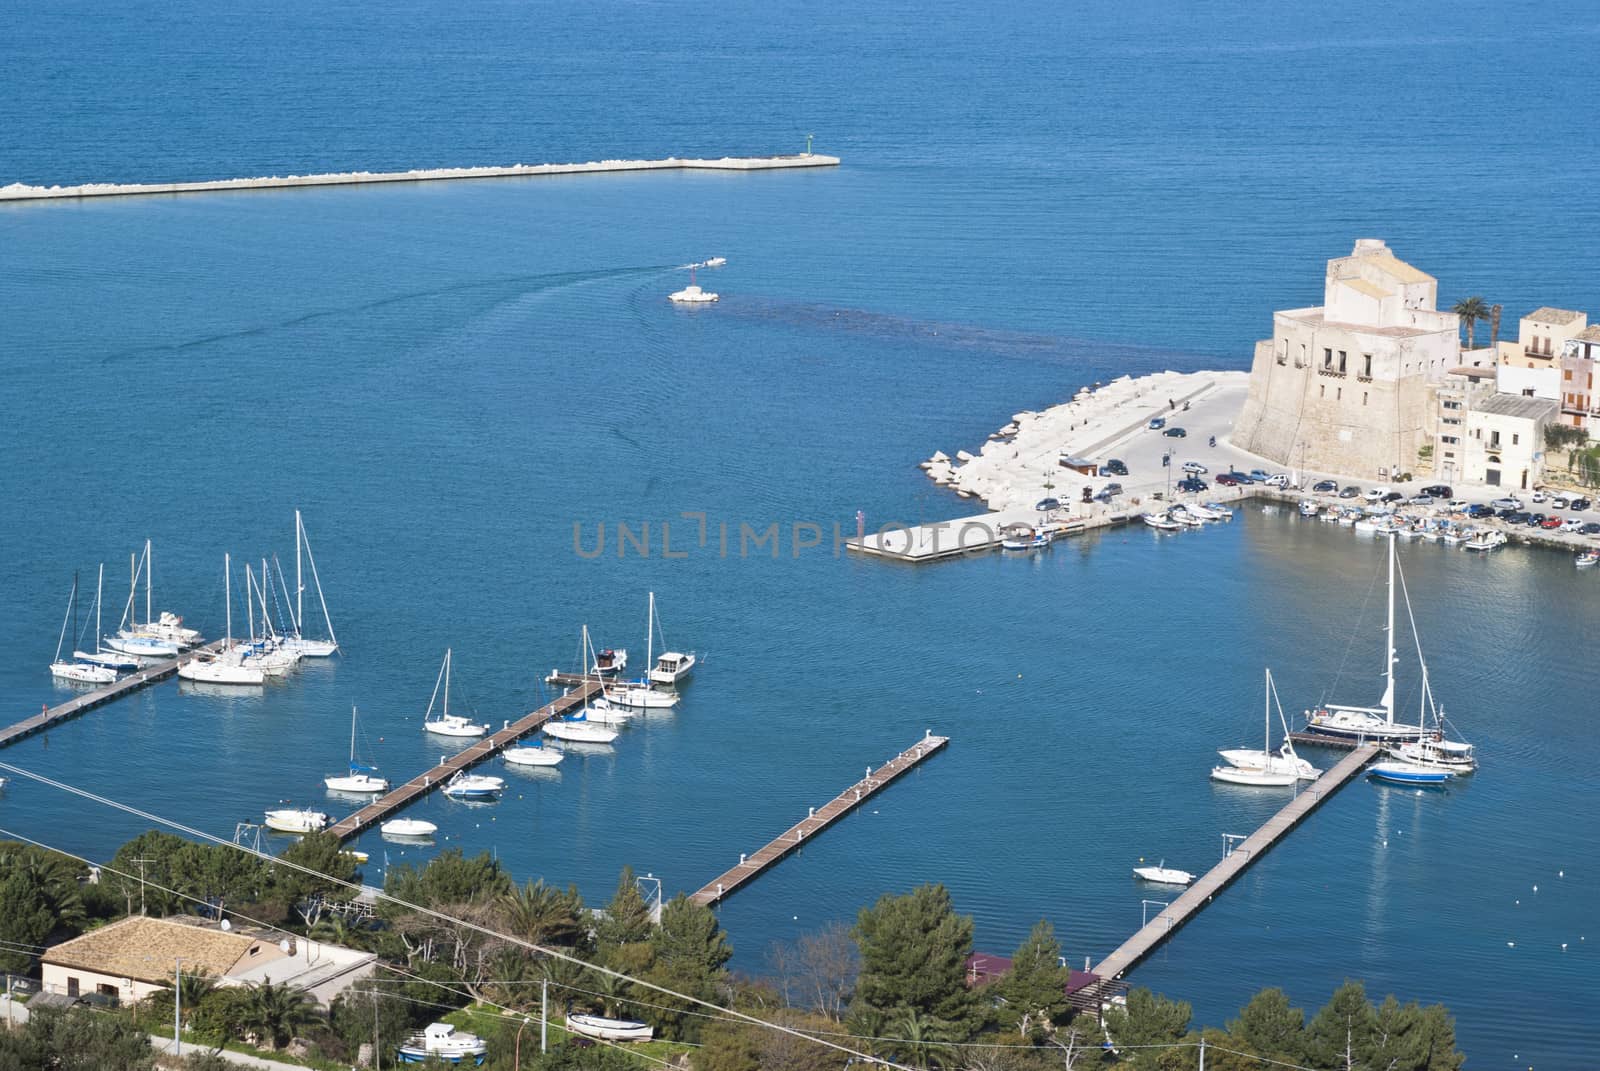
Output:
593,647,628,675
381,818,438,838
280,510,339,656
1202,502,1234,520
543,711,619,744
565,1014,654,1042
1303,534,1429,745
1367,761,1453,786
1142,512,1182,531
669,267,718,303
179,555,267,686
1000,522,1052,550
49,573,119,684
324,707,389,793
397,1023,488,1065
1577,549,1599,568
1386,736,1476,774
1298,499,1320,517
422,650,490,737
1132,862,1194,886
263,808,330,834
1463,529,1506,552
441,771,505,800
504,741,564,767
1216,668,1320,781
702,256,727,268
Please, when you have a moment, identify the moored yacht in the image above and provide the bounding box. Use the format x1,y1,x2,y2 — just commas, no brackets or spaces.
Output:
421,649,490,737
264,808,330,833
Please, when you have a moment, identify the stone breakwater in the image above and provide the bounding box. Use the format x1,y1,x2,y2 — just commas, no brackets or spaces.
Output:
0,153,841,202
921,370,1247,510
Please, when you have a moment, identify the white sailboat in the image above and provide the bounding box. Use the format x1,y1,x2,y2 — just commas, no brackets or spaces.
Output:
605,592,682,709
73,564,140,672
542,709,619,744
422,649,490,737
282,510,339,656
49,573,118,684
574,626,635,725
104,548,180,657
1381,575,1478,775
1216,668,1320,781
117,540,203,648
504,740,565,767
178,554,266,686
1302,533,1428,744
324,707,390,793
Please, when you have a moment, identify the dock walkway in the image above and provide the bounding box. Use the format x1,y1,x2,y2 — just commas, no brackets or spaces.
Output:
1090,743,1379,983
327,681,602,841
0,641,225,749
691,732,949,906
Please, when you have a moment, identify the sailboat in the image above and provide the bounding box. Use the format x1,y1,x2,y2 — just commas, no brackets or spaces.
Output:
103,546,181,657
542,709,620,744
1216,669,1320,781
422,649,490,737
236,562,301,676
281,510,339,657
178,554,266,685
49,573,118,684
324,707,390,793
605,592,681,710
73,564,139,672
116,540,203,648
1302,533,1429,744
504,739,565,767
574,626,634,726
1379,567,1476,778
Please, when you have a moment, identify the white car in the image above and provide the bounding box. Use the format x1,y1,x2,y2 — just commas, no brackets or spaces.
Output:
1364,487,1390,502
1490,497,1522,510
1264,473,1290,487
1446,499,1469,511
1551,495,1571,509
1182,461,1208,474
1560,517,1584,532
1530,490,1547,503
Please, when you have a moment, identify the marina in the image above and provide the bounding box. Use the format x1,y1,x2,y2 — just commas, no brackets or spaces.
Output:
691,731,949,906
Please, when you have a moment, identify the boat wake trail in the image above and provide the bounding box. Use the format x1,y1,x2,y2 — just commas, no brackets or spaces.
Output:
98,264,678,364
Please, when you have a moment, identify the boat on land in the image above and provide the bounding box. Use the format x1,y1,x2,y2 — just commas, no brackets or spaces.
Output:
49,573,118,684
1142,512,1182,531
543,711,619,744
1132,862,1194,886
381,818,437,838
1216,668,1320,782
442,771,505,800
178,554,267,686
324,707,389,793
1303,533,1429,745
1368,761,1453,786
422,649,490,737
565,1014,654,1043
263,808,330,833
397,1022,488,1065
504,741,564,767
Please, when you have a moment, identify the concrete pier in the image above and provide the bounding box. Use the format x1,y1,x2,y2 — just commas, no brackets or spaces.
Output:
0,153,841,202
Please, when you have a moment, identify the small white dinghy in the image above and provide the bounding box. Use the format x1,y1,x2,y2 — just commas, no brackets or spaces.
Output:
422,649,490,737
264,808,330,834
565,1014,654,1043
381,817,438,838
1132,862,1195,886
504,742,564,767
1142,512,1182,531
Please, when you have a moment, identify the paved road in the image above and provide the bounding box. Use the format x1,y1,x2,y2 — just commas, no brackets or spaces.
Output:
148,1034,315,1071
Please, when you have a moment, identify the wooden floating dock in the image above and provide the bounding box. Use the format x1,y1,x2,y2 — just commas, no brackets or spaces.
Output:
0,641,226,749
327,680,603,841
691,731,950,906
1088,743,1380,985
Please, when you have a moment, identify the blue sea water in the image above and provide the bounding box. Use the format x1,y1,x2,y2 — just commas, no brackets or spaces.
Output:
3,0,1600,1066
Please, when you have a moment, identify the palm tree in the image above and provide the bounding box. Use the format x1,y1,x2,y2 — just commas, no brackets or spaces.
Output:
499,879,583,948
1452,295,1490,351
890,1009,955,1069
238,981,318,1050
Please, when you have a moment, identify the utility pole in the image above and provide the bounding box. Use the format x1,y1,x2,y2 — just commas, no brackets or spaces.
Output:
540,978,549,1054
1199,1034,1206,1071
174,958,182,1058
131,857,153,915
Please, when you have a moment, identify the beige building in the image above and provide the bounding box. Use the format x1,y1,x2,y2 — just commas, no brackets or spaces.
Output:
1235,239,1460,478
1558,324,1600,433
40,915,376,1007
1432,367,1496,485
1460,394,1559,490
1498,307,1588,368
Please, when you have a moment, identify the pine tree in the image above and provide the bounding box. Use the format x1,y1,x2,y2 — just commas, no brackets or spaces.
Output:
849,883,978,1038
998,920,1070,1037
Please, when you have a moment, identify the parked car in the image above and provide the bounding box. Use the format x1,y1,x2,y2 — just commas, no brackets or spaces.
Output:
1103,482,1124,497
1216,472,1244,486
1407,495,1434,506
1525,513,1546,527
1149,417,1166,430
1264,473,1290,487
1541,516,1565,530
1100,458,1129,476
1182,461,1208,474
1312,479,1338,493
1339,485,1362,499
1163,426,1187,438
1177,477,1208,493
1561,518,1585,532
1247,469,1270,482
1571,496,1592,511
1507,511,1531,524
1465,503,1494,518
1421,484,1453,498
1550,494,1570,509
1383,491,1404,503
1363,487,1388,502
1490,497,1522,510
1446,499,1469,511
1530,490,1547,504
1497,507,1520,520
1583,522,1600,535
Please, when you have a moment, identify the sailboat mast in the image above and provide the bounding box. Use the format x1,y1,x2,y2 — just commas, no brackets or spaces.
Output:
1263,666,1271,753
96,564,105,654
53,578,74,663
295,510,305,634
646,591,655,672
225,553,233,647
444,648,451,715
350,706,358,764
298,513,338,650
246,564,256,642
1381,533,1397,725
145,539,152,626
71,570,79,651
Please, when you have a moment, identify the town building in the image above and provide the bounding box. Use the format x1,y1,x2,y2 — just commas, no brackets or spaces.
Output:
40,915,376,1007
1235,240,1460,479
1432,367,1496,485
1458,394,1559,490
1496,307,1587,402
1558,324,1600,433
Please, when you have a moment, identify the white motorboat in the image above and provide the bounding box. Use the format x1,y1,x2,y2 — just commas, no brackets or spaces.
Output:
263,808,330,834
1386,736,1476,775
1132,862,1194,886
543,712,619,744
324,707,390,793
504,742,564,767
104,633,179,657
74,649,139,672
1463,529,1506,552
422,650,490,737
442,771,504,800
1217,669,1321,781
1298,499,1320,517
1000,522,1052,550
702,256,727,268
1576,549,1599,568
670,267,718,303
51,661,116,684
1202,502,1234,520
1168,507,1205,528
565,1014,654,1043
113,541,201,649
1368,761,1453,786
397,1022,488,1064
381,817,438,838
649,650,696,685
1142,512,1182,531
593,647,628,675
1179,502,1222,522
1303,534,1430,745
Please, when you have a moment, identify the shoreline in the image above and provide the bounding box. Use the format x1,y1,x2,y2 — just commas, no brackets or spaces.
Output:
0,152,840,202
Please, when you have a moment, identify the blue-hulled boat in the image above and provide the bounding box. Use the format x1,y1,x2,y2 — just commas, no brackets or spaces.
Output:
1368,761,1453,786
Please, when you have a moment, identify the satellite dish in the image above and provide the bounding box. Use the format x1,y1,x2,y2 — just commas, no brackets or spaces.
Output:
219,919,232,932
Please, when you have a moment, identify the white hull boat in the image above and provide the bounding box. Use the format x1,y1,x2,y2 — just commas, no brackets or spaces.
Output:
543,716,619,744
1210,764,1299,787
1133,864,1194,886
1386,737,1476,774
604,684,679,709
73,649,139,672
1179,503,1222,522
565,1014,654,1043
1298,500,1320,517
442,772,505,800
1368,761,1453,786
264,808,330,834
582,697,635,725
50,661,117,685
1142,513,1182,531
398,1023,488,1064
179,656,266,686
284,510,340,656
592,648,628,675
104,634,179,657
422,649,490,736
1217,669,1320,781
325,707,389,793
1218,745,1319,780
504,743,564,767
381,818,438,838
649,650,696,685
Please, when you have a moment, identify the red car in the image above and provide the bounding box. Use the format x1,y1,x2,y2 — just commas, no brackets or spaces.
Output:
1216,473,1244,486
1539,516,1564,530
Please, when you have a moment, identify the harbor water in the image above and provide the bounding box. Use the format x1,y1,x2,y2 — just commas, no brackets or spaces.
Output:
4,0,1599,1066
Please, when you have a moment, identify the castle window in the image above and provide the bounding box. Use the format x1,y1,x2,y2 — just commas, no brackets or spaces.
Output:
1363,353,1373,377
1338,350,1347,373
1323,348,1333,369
